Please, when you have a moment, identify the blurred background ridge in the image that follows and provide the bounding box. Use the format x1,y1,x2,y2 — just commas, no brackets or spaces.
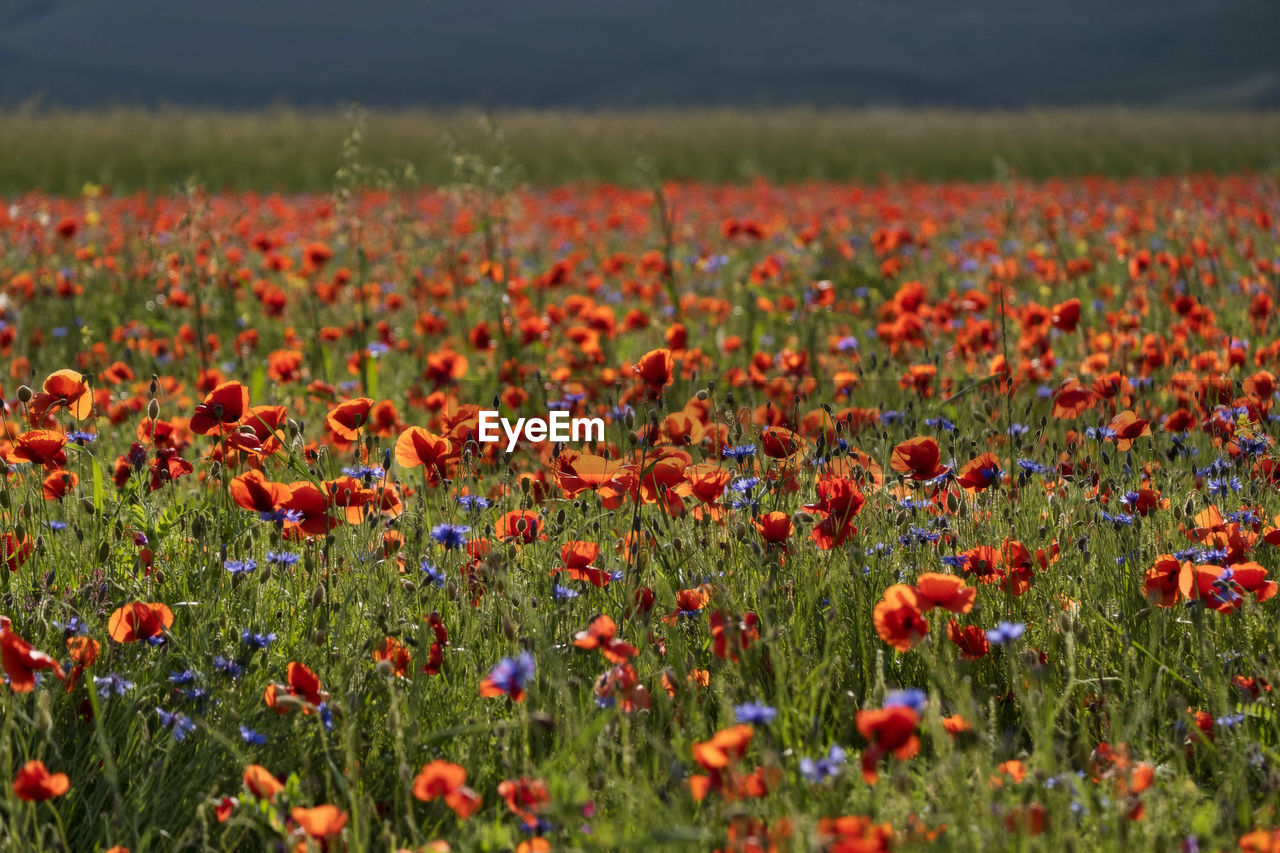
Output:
2,0,1278,109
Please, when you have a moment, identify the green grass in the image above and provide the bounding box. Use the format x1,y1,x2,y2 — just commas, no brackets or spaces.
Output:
0,107,1278,195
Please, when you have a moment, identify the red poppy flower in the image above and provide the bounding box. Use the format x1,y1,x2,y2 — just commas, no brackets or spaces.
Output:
856,705,920,783
573,614,637,663
264,661,329,712
1,617,66,692
12,761,69,801
752,511,794,544
634,348,675,391
190,381,249,435
890,436,948,481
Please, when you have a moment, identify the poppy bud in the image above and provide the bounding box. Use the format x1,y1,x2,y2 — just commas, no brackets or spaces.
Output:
501,616,517,640
147,398,160,420
400,579,416,593
312,584,326,608
374,658,394,678
16,385,31,403
79,498,95,516
312,629,327,646
696,389,709,400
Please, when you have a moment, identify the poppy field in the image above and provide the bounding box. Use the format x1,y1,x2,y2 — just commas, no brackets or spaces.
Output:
1,172,1280,852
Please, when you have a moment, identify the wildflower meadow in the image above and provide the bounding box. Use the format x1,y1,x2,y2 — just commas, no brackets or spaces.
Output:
1,168,1279,852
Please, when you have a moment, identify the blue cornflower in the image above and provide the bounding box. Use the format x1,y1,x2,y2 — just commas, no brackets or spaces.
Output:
156,708,196,741
46,520,67,532
734,702,777,725
240,629,277,650
1206,477,1242,497
456,494,491,512
1215,713,1246,728
258,508,304,524
799,744,847,783
729,477,759,493
986,621,1026,645
419,560,445,587
899,526,940,545
239,725,267,745
1099,510,1135,526
1226,509,1260,525
879,411,902,426
224,558,257,576
168,669,198,685
1237,437,1270,456
430,523,470,549
1085,426,1117,441
1017,458,1051,476
1007,423,1029,437
213,656,243,678
94,673,134,697
53,616,85,635
266,550,300,566
483,652,536,696
722,444,757,461
882,688,927,714
940,554,968,568
342,465,385,483
925,416,957,433
553,584,579,601
66,431,97,444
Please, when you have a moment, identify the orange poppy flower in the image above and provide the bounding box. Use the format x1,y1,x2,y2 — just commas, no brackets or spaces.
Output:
914,573,975,613
412,761,482,819
373,638,412,677
107,602,174,643
229,470,291,514
394,427,453,480
326,397,374,441
873,584,928,652
291,804,348,839
243,764,284,800
36,369,93,420
1143,555,1194,607
8,430,68,469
